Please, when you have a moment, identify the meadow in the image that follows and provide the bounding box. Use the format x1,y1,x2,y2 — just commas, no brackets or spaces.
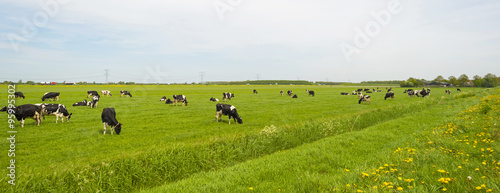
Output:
0,84,497,192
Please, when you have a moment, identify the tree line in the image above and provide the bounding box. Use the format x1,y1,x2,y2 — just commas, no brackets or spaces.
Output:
400,73,499,87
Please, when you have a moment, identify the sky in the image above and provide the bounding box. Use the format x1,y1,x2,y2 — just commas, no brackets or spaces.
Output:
0,0,499,83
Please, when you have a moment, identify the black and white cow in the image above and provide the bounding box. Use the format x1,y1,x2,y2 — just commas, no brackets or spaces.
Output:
253,89,258,94
365,91,373,93
292,94,298,98
457,88,462,92
90,95,100,108
12,104,43,127
101,108,122,135
287,90,293,97
160,96,167,101
384,93,395,100
420,89,431,98
359,95,371,104
280,90,284,96
216,103,243,124
445,90,451,95
101,90,112,97
406,90,415,98
308,90,315,97
341,92,350,95
165,98,173,104
351,90,358,95
38,103,72,123
120,90,132,97
357,88,363,92
172,95,188,106
210,97,219,102
14,92,25,99
87,91,99,98
223,92,234,102
41,92,60,101
72,99,88,106
403,89,414,93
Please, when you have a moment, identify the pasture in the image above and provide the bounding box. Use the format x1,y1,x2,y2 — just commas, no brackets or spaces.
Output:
0,85,495,192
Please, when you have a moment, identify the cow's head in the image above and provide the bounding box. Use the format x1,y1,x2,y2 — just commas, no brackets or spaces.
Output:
41,97,45,101
0,106,6,112
114,123,122,135
66,113,72,122
236,117,243,124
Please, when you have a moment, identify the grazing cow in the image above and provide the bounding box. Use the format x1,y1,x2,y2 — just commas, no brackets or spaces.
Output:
101,108,122,135
160,96,167,101
351,90,358,95
90,95,100,108
341,92,350,95
403,89,414,93
357,89,363,92
253,89,258,94
14,92,25,99
216,103,243,124
420,89,431,98
13,104,43,127
87,91,99,98
457,88,462,92
172,95,188,106
0,106,10,112
41,92,60,101
223,92,234,102
72,99,88,106
359,95,371,104
165,98,173,104
406,90,415,97
364,88,370,92
287,90,293,97
120,90,132,97
384,93,395,100
358,92,363,99
387,88,393,92
101,90,112,97
280,90,284,96
292,94,298,98
365,91,373,93
308,91,315,97
38,103,72,123
210,97,219,102
445,90,451,95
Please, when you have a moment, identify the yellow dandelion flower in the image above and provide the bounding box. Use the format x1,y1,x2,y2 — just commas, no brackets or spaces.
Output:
408,186,413,189
357,190,363,193
373,186,377,189
475,168,480,171
249,187,253,190
442,188,447,191
344,169,350,172
481,184,486,188
458,166,462,169
388,186,393,189
487,189,493,192
476,186,482,190
438,169,446,173
397,187,403,191
346,184,350,187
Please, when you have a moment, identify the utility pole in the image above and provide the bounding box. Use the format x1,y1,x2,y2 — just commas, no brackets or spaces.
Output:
200,72,205,84
104,69,109,83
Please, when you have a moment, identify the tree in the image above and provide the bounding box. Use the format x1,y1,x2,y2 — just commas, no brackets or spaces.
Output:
18,79,23,84
448,76,457,86
482,73,498,88
458,74,470,86
433,75,445,82
473,75,483,87
26,81,35,85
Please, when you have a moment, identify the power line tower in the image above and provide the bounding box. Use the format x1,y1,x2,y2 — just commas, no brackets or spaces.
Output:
104,69,109,83
200,72,205,84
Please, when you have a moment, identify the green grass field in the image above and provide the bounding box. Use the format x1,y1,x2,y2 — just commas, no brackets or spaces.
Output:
0,85,498,192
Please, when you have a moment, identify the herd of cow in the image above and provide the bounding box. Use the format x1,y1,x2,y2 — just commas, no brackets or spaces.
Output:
1,87,461,134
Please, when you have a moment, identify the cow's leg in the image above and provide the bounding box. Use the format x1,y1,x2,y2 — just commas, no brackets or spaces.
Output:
21,119,25,128
56,115,59,123
111,125,114,135
216,111,221,122
103,123,107,135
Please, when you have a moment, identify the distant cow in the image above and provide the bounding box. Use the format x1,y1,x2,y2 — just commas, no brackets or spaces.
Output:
12,104,43,127
41,92,60,101
72,99,88,106
457,88,462,92
87,91,98,98
341,92,350,95
420,89,431,98
406,90,415,98
101,108,122,135
160,96,167,101
38,103,72,123
14,92,25,99
308,91,315,97
172,95,188,106
384,93,395,100
287,90,293,97
210,97,219,102
253,89,258,94
445,90,451,95
223,92,234,102
280,90,284,96
90,95,100,108
120,90,132,97
292,94,298,98
216,103,242,124
165,98,173,104
101,90,112,97
359,95,371,104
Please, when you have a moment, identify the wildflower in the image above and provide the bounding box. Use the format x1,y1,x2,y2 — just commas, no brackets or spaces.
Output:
476,186,482,190
397,187,403,191
346,184,350,187
357,190,363,193
388,186,393,189
361,172,369,177
344,169,350,172
487,189,493,192
408,186,413,189
458,166,462,169
438,169,446,173
467,176,472,180
249,187,253,190
475,168,480,171
442,188,447,191
373,186,377,189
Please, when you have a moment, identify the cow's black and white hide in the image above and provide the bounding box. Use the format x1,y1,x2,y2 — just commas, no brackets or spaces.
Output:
352,91,358,95
38,103,72,123
223,92,234,102
172,95,188,106
287,90,293,97
292,94,298,98
253,89,258,94
365,91,373,93
72,99,88,106
445,90,451,95
15,92,25,99
210,97,219,102
160,96,167,101
364,88,370,92
87,91,98,98
215,103,243,124
357,89,363,92
280,90,284,96
120,90,132,97
341,92,350,95
308,91,315,97
12,104,42,127
41,92,60,101
101,108,122,135
90,95,100,108
420,89,431,98
403,89,414,93
101,90,112,97
407,90,415,97
165,98,173,104
384,93,395,100
358,95,371,104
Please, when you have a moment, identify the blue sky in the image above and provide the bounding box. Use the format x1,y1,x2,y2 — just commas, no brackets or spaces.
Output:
1,0,499,83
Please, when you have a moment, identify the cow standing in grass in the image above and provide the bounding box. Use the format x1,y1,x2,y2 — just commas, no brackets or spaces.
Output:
280,90,284,96
359,95,371,104
15,92,25,99
87,91,98,98
308,90,315,97
172,95,188,106
11,104,43,127
223,92,234,102
90,95,100,108
38,103,72,123
102,108,122,135
216,103,242,124
120,90,132,97
445,90,451,95
42,92,60,101
101,90,112,97
384,93,395,100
